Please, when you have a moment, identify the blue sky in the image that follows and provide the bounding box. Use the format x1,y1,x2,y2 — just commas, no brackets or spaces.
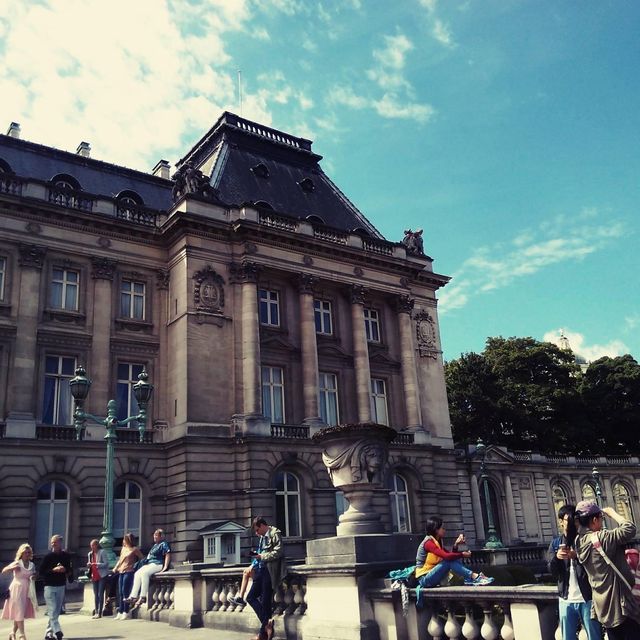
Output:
1,0,638,362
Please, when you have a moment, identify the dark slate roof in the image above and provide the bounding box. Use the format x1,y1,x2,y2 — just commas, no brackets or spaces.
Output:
0,134,172,211
179,112,383,238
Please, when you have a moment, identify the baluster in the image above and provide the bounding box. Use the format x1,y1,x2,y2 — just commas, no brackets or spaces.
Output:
284,580,295,614
462,606,480,639
428,611,445,640
211,580,221,611
163,582,171,609
293,580,305,614
169,584,175,609
222,583,233,610
480,607,499,640
273,582,285,615
444,605,462,639
499,605,514,640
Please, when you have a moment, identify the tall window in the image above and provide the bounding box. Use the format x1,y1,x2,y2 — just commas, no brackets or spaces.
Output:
370,378,389,426
113,481,142,539
275,471,301,537
364,308,380,342
43,355,76,425
51,268,79,311
314,300,333,335
259,289,280,326
0,256,6,301
120,280,146,320
613,482,634,523
319,372,339,426
116,363,144,423
582,483,597,501
389,473,411,533
262,366,285,424
35,481,69,554
551,483,569,533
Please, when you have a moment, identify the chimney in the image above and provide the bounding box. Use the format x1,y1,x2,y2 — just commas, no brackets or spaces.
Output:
6,122,21,139
76,141,91,158
152,159,171,180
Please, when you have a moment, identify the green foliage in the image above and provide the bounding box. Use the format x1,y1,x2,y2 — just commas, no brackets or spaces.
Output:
445,337,640,454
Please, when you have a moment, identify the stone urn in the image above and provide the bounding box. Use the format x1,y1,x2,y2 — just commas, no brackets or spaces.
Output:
312,422,396,536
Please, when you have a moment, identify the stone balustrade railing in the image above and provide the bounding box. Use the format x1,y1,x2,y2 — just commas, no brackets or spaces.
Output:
370,584,559,640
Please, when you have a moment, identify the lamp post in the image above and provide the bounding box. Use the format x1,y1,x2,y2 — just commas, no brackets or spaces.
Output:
69,366,153,567
476,439,505,550
591,466,607,530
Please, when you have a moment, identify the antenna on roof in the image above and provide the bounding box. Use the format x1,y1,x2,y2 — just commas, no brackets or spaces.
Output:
237,69,243,116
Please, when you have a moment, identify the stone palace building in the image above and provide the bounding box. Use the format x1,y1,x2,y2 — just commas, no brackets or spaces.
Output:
1,113,638,570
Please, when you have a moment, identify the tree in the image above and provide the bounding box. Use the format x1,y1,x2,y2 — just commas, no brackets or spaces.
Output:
446,337,585,452
578,355,640,453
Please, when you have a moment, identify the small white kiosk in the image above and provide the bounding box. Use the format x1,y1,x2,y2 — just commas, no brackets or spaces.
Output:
198,520,247,565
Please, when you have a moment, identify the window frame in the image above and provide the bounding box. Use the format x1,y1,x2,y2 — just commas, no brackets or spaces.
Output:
314,299,333,335
50,266,80,312
120,279,147,320
113,480,142,540
259,288,281,327
34,480,70,554
0,255,6,302
388,473,412,533
364,307,381,343
370,377,389,426
116,361,146,425
275,470,302,538
612,481,635,524
261,365,286,424
318,371,340,426
42,354,77,425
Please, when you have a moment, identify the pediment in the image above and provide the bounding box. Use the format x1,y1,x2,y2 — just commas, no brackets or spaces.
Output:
483,446,516,464
317,342,353,362
260,333,298,353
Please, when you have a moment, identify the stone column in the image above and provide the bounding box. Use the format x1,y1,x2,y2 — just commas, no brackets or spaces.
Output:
503,473,519,544
230,262,269,436
6,244,46,438
155,268,170,431
298,274,322,430
395,295,421,429
350,285,371,423
470,474,485,541
88,257,116,418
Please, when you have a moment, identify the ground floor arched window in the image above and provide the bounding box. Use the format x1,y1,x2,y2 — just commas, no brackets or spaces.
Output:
35,481,69,554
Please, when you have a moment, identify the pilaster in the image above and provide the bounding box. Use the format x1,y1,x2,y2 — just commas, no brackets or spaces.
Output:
350,284,372,423
298,274,322,430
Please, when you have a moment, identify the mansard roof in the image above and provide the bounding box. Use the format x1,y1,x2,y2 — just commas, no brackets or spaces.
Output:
177,112,383,238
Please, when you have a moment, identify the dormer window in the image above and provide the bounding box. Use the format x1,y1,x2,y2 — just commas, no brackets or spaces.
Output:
298,177,315,193
251,163,270,178
116,191,144,221
51,174,81,191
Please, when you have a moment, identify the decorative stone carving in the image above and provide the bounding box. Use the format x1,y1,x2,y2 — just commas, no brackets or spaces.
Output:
25,222,42,234
18,244,46,269
350,284,368,305
395,294,414,314
414,309,438,358
97,237,111,248
156,269,170,290
193,265,225,313
298,273,317,295
171,161,217,202
229,261,260,284
401,228,424,255
244,242,258,255
91,256,117,280
354,266,364,277
302,255,313,266
313,422,396,536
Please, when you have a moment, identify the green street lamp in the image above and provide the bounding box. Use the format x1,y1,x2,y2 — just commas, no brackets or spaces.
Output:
69,366,153,567
591,466,607,530
476,439,505,550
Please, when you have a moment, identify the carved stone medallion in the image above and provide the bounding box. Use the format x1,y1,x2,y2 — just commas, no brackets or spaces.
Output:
193,265,225,312
414,309,438,358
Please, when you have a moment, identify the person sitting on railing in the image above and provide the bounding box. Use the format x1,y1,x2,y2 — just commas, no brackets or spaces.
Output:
547,504,601,640
127,529,171,610
415,516,494,589
575,502,640,640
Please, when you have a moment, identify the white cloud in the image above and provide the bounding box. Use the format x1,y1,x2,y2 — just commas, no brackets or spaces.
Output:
373,94,434,123
433,19,455,48
543,329,629,361
440,208,625,314
624,314,640,331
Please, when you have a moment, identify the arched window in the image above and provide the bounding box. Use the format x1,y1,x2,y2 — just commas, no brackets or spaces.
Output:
613,482,634,523
51,174,81,191
116,191,144,222
582,483,597,501
275,471,301,537
388,473,412,533
113,481,142,540
551,483,569,532
35,481,69,554
479,480,503,542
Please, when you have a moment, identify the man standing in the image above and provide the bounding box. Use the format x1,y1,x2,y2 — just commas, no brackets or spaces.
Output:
246,516,286,640
39,535,73,640
547,504,601,640
575,501,640,640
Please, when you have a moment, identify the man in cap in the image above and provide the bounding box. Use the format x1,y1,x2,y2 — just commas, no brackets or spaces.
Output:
575,500,640,640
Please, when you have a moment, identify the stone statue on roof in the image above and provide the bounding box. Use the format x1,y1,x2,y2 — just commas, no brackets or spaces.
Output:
401,228,424,255
171,161,216,202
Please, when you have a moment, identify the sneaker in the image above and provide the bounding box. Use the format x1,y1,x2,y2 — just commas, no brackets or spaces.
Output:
55,633,64,640
122,611,131,619
229,595,246,606
472,573,494,586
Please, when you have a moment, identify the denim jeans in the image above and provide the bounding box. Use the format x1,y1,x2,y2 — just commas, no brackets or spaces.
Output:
118,572,135,613
559,599,601,640
92,578,106,616
247,567,273,634
44,585,65,635
418,560,474,587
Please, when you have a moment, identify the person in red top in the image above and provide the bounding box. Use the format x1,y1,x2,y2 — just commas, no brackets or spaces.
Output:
415,516,494,587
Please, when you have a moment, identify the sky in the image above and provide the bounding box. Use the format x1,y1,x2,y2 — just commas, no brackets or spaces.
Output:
1,0,638,363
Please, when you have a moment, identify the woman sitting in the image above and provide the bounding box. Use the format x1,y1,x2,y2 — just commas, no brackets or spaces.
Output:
112,533,143,619
127,529,171,609
415,516,494,587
